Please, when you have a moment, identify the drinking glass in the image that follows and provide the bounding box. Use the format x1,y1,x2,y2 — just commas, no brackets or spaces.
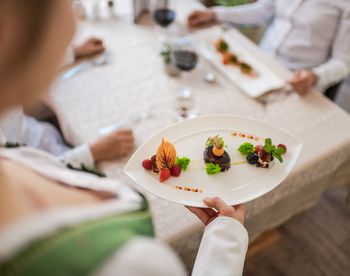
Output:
173,38,199,121
152,0,176,41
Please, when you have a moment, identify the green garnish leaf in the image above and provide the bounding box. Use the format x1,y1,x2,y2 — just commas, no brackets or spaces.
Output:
176,156,191,171
206,163,221,175
263,138,275,153
272,147,284,163
160,44,171,64
238,142,255,155
264,138,283,163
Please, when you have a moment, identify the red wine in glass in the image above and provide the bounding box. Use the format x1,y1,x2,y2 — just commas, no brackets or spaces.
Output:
174,50,198,71
153,9,176,28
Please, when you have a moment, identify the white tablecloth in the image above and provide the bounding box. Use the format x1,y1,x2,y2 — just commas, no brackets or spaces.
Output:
50,0,350,270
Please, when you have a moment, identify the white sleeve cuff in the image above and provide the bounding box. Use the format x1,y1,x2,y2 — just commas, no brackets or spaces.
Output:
313,59,350,93
59,144,95,169
192,216,248,276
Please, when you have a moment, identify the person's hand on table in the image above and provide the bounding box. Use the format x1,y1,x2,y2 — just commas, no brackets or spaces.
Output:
288,70,317,96
90,129,134,162
187,197,245,226
73,37,105,60
188,10,215,28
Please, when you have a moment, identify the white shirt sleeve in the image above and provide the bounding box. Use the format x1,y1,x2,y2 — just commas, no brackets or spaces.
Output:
59,144,95,169
21,116,95,168
23,119,95,168
0,109,95,169
212,0,275,26
313,7,350,92
192,216,249,276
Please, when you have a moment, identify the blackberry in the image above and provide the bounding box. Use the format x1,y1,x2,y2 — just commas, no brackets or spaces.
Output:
247,153,259,165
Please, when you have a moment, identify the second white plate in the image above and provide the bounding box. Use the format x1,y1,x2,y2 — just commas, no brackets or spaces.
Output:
194,26,286,97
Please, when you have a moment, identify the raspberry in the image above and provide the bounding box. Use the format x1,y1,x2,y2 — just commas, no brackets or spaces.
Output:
142,159,152,170
160,169,171,183
170,164,181,177
259,149,272,162
255,145,263,153
277,144,287,154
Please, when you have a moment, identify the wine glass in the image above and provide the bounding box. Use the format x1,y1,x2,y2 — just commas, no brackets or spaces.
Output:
152,0,176,41
173,38,199,121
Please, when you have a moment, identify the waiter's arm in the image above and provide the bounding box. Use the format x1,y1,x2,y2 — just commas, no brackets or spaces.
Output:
188,198,248,276
214,0,275,26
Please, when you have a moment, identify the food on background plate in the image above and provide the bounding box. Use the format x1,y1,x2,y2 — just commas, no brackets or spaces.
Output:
222,52,239,66
239,62,254,75
215,38,229,53
204,135,231,174
214,38,257,77
238,138,287,168
142,139,191,183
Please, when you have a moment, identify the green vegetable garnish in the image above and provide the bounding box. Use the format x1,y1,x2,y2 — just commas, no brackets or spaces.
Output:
238,142,255,155
206,163,221,175
160,44,171,64
263,138,274,153
217,39,229,52
176,156,191,171
263,138,283,163
272,147,284,163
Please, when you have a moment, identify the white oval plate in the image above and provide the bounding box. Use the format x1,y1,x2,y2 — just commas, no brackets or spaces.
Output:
124,115,302,207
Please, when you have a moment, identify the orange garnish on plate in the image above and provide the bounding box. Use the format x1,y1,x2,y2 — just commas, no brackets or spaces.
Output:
207,135,225,157
156,139,176,170
213,146,225,157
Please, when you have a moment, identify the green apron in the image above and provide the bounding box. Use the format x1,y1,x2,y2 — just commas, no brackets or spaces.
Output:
0,200,154,276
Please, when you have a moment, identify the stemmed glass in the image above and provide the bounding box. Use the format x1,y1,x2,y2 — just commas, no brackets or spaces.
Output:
152,0,176,41
173,38,199,121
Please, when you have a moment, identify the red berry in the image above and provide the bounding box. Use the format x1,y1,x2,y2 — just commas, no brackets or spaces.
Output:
170,164,181,177
277,144,287,154
259,149,269,162
142,159,152,170
160,169,171,183
255,145,263,153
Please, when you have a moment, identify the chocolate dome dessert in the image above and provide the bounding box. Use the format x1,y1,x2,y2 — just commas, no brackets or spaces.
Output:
203,135,231,172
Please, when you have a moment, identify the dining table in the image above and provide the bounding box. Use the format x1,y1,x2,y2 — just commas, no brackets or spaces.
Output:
50,0,350,270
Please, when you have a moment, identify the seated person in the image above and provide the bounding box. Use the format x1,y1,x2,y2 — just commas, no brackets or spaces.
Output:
0,19,119,171
188,0,350,96
0,0,248,275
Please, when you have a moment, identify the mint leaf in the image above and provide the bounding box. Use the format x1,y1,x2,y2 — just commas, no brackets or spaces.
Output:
263,138,275,154
272,147,284,163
